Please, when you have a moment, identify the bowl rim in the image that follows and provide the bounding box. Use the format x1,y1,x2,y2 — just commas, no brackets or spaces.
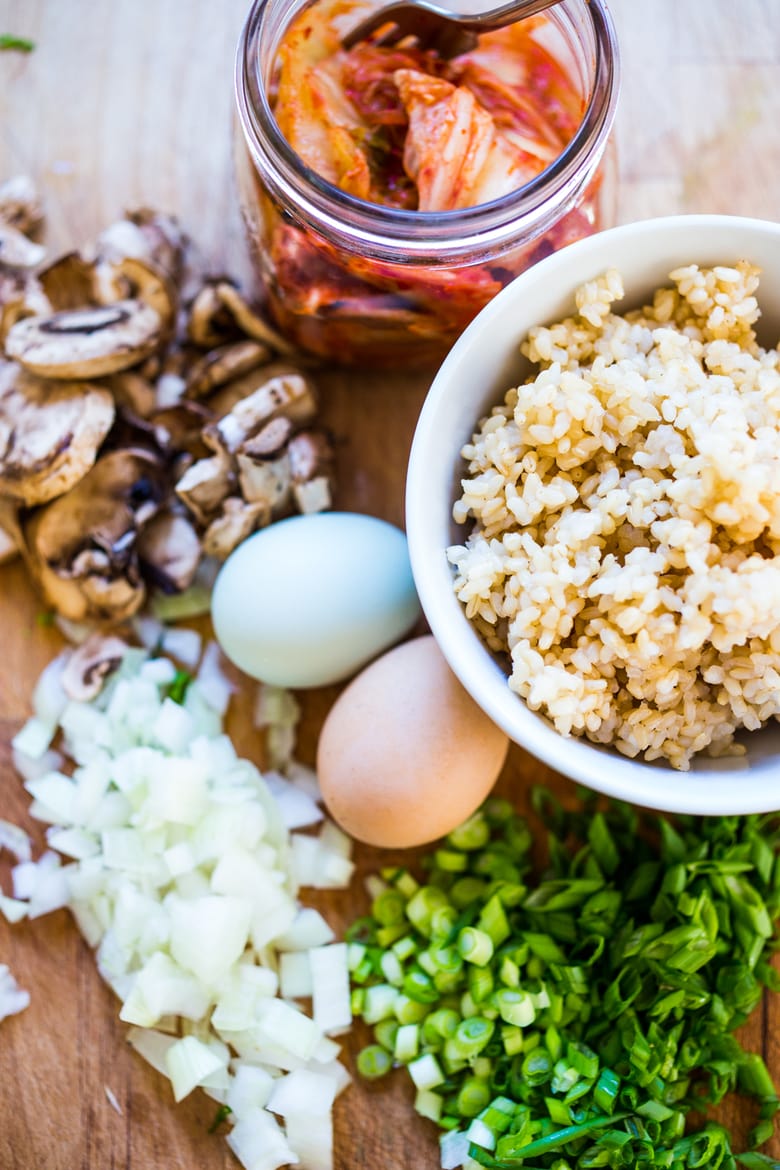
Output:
406,213,780,815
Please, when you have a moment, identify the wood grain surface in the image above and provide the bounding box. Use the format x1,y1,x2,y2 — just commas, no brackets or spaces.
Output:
1,2,779,1167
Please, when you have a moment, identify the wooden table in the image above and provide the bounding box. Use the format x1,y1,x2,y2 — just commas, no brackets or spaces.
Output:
0,2,778,1167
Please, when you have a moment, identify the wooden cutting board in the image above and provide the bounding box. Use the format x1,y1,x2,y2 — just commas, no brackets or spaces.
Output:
0,1,778,1166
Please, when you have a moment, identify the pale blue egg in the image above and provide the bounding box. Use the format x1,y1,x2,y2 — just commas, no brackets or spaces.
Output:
212,512,422,687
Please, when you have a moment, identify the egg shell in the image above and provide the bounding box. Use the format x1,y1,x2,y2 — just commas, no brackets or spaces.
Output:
211,512,421,688
317,635,510,848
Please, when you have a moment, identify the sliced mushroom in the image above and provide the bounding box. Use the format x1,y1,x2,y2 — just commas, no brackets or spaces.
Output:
187,282,230,349
175,451,234,525
5,299,163,379
185,339,272,400
96,209,188,283
0,361,115,505
137,509,201,594
103,256,176,334
105,370,158,418
0,269,49,344
215,282,297,355
38,252,98,311
186,279,296,357
202,496,267,560
22,448,167,621
61,633,129,701
0,176,44,237
0,226,46,270
0,498,20,564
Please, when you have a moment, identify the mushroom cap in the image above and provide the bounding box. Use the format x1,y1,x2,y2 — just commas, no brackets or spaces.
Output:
23,448,167,621
61,633,129,701
0,361,115,505
5,299,163,379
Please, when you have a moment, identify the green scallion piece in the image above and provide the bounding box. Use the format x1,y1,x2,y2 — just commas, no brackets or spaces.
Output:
357,1045,393,1079
458,927,494,967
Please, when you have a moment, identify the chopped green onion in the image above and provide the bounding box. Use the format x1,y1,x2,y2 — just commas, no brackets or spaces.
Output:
357,1045,392,1080
458,927,494,967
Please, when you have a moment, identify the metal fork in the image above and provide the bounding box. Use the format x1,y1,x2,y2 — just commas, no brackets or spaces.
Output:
341,0,562,59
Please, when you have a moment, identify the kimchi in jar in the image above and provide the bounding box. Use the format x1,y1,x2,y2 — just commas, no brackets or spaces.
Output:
234,0,620,365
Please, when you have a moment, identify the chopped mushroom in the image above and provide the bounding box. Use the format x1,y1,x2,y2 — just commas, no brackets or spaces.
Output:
61,633,128,701
0,360,115,504
22,449,168,622
137,510,201,594
175,452,235,525
205,371,318,455
202,497,266,560
175,368,333,558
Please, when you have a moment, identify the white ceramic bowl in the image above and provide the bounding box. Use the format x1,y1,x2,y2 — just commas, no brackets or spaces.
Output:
406,215,780,815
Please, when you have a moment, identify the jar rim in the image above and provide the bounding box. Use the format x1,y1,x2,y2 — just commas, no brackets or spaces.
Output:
235,0,621,260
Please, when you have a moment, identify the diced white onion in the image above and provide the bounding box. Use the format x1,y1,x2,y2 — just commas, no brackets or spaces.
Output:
226,1065,276,1119
266,1069,336,1119
11,716,56,761
265,773,323,830
0,819,32,862
285,1112,333,1170
13,644,352,1170
310,944,351,1036
279,951,313,1000
12,747,64,785
161,627,202,669
441,1130,472,1170
275,909,335,952
0,964,30,1021
196,642,234,715
166,1034,228,1102
227,1107,298,1170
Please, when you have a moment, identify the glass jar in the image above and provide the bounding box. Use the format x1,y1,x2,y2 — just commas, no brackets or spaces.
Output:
234,0,620,366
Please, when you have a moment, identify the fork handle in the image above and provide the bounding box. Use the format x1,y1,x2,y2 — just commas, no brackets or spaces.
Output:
397,0,562,32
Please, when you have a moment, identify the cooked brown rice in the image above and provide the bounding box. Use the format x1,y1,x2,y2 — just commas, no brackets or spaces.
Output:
447,262,780,769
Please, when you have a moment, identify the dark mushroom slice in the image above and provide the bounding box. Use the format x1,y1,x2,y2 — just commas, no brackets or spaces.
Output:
5,299,163,379
22,449,168,622
137,510,202,594
0,361,115,505
61,633,129,701
287,430,334,513
184,339,272,400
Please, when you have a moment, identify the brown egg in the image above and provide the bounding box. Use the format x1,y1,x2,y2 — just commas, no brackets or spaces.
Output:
317,635,510,848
